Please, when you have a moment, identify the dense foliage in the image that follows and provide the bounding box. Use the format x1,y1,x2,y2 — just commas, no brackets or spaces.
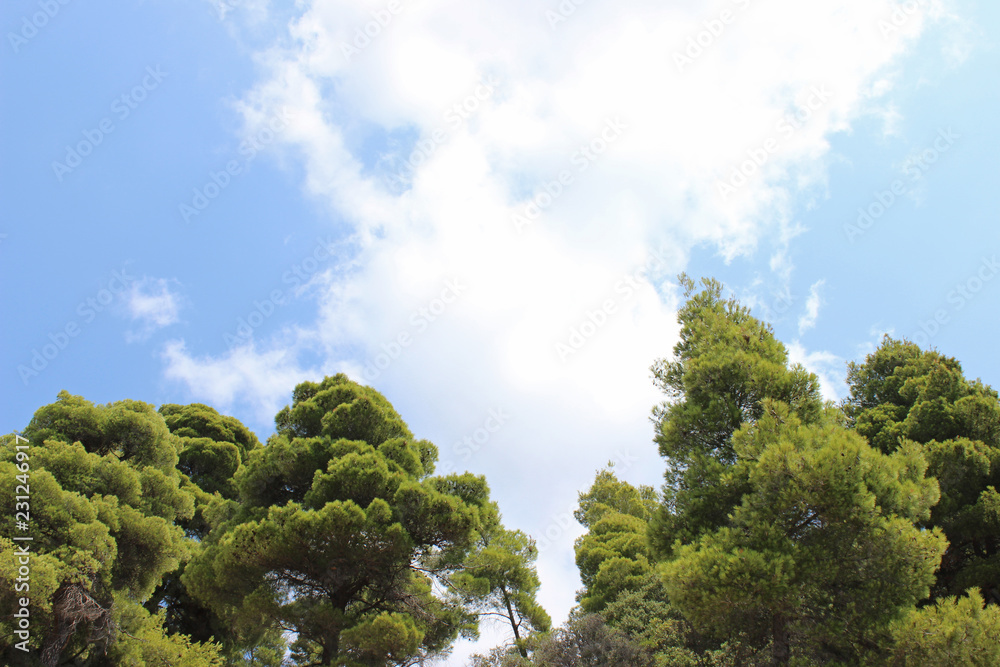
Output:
2,377,545,666
842,339,1000,603
5,276,1000,666
1,392,218,665
473,276,1000,667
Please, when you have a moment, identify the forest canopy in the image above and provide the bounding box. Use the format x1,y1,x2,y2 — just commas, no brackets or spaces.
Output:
4,275,1000,666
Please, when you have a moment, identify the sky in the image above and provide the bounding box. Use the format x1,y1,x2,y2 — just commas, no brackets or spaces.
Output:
1,0,999,662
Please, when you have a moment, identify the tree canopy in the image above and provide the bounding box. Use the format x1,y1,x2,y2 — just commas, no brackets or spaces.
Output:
647,275,824,558
1,391,212,666
2,378,546,666
843,337,1000,603
6,276,1000,667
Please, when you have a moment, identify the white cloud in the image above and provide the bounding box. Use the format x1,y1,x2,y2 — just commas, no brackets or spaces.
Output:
162,337,323,424
798,279,826,335
124,277,182,343
787,340,847,403
161,0,957,659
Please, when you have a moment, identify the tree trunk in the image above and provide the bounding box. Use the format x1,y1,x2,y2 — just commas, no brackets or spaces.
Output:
502,589,527,658
321,629,340,666
771,614,790,666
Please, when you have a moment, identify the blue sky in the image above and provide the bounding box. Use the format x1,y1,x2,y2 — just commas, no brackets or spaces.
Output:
2,0,998,662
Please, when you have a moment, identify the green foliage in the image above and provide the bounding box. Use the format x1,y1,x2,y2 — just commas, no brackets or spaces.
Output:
339,612,424,665
184,373,509,666
470,613,655,667
1,380,544,667
531,613,654,667
573,468,658,613
26,390,180,469
159,402,262,460
662,402,947,664
627,282,1000,665
451,512,551,656
273,377,415,448
844,337,1000,602
602,575,749,667
1,393,206,665
105,593,226,667
573,468,747,665
889,589,1000,666
648,276,823,557
177,437,242,498
14,277,1000,667
161,401,262,506
149,402,286,664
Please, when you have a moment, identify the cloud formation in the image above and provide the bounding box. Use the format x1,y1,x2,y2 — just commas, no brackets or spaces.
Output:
162,1,953,658
124,277,182,343
798,278,826,335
